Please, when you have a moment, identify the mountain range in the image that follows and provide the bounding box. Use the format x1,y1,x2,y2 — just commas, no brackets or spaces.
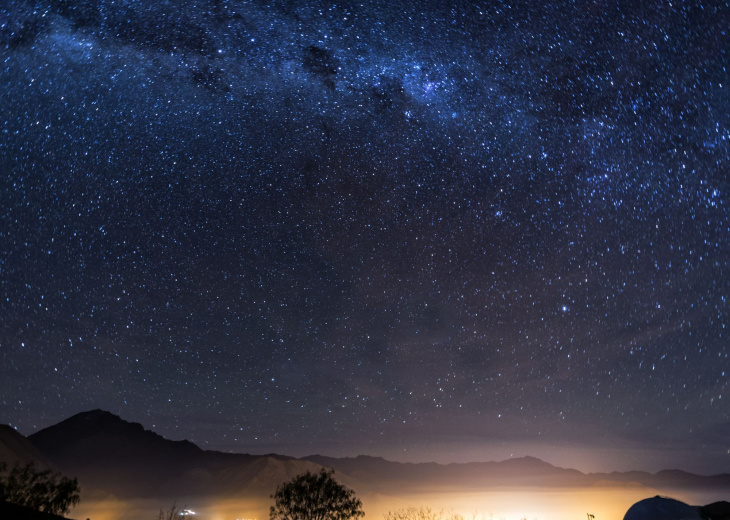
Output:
2,409,729,501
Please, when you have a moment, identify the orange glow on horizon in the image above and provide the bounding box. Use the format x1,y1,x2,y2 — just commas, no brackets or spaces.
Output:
68,485,728,520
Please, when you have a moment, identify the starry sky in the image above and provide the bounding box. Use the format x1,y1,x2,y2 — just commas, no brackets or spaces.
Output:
1,0,729,475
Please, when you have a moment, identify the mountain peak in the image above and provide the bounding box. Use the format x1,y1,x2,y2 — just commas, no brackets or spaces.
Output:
28,409,202,470
29,409,148,449
26,410,207,497
76,408,119,419
65,409,142,429
501,455,554,466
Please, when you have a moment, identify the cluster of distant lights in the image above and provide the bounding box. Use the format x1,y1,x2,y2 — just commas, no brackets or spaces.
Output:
177,510,257,520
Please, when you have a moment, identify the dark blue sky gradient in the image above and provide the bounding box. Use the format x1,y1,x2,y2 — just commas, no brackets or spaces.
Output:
1,0,729,473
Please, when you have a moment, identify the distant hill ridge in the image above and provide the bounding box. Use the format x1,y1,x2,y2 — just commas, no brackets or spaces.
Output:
301,453,588,490
0,424,55,470
0,410,726,500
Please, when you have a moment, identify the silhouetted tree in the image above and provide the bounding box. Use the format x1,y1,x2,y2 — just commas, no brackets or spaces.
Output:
270,469,364,520
0,461,80,515
155,501,195,520
384,507,467,520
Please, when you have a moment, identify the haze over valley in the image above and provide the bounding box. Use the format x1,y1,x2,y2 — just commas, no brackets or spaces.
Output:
2,411,728,520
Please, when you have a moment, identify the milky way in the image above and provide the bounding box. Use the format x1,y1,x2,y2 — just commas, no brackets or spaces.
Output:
1,0,729,473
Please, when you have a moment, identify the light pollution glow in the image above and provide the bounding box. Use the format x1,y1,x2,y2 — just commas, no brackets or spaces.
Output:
68,486,728,520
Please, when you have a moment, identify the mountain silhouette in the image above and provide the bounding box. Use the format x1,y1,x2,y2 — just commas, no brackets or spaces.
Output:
27,410,320,498
302,454,588,491
0,424,55,470
29,409,203,468
1,409,724,501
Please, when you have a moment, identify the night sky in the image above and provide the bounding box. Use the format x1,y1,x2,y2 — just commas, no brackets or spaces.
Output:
1,0,729,475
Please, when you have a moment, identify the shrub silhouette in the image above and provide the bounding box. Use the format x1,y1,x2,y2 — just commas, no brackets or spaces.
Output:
384,507,468,520
270,469,364,520
0,461,80,516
